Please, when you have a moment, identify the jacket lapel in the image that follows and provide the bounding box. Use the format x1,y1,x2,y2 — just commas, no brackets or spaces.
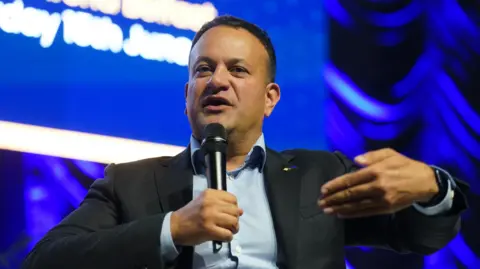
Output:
154,147,193,212
154,147,194,269
264,148,302,269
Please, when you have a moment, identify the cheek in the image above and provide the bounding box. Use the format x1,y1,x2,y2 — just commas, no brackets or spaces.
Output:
239,88,265,113
187,80,204,104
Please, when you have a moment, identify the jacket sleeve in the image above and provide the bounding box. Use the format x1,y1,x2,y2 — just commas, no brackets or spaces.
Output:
21,164,168,269
334,152,470,255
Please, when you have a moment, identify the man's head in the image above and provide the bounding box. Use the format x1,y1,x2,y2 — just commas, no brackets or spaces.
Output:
185,15,281,140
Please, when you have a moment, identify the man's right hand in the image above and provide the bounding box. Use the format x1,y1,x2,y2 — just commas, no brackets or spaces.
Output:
170,189,243,246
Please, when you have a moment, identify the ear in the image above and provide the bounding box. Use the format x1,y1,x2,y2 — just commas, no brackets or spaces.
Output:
184,82,189,99
184,82,189,115
264,82,280,117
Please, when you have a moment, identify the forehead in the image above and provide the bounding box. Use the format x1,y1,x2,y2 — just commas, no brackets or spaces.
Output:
189,26,268,65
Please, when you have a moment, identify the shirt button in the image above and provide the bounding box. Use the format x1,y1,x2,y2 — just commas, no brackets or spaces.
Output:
235,245,242,255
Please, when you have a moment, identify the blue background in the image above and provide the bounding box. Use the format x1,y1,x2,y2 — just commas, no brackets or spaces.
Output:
0,0,327,150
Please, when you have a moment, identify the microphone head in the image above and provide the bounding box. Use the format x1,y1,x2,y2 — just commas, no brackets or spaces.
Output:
203,123,227,141
201,123,228,155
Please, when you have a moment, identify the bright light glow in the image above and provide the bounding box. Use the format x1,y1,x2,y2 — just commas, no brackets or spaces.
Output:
393,48,439,98
449,235,480,268
47,158,88,206
62,9,124,52
123,23,191,66
366,0,423,28
345,260,355,269
72,159,104,179
48,0,122,15
0,120,185,164
28,186,49,202
0,0,62,48
47,0,218,32
324,63,417,122
324,0,353,28
424,248,457,269
0,1,192,66
327,100,365,157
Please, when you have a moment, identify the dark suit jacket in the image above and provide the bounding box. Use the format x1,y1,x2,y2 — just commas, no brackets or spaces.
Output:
22,148,469,269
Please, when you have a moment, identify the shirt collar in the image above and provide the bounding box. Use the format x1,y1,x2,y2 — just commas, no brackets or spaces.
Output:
190,133,267,175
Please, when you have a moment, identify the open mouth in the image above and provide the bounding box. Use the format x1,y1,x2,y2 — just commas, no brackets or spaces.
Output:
202,96,231,108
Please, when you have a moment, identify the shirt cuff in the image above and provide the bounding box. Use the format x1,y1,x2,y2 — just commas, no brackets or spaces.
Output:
413,167,455,216
160,212,180,262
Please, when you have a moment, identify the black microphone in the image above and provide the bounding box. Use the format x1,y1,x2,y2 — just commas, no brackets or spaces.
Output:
201,123,227,253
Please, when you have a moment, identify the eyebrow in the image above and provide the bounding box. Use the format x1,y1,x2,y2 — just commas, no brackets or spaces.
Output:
193,56,249,67
193,56,215,66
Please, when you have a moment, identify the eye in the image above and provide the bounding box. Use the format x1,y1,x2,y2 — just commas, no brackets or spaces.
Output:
230,66,248,74
196,65,212,73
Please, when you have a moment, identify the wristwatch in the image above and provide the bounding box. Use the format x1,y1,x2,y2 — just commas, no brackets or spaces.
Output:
417,166,453,207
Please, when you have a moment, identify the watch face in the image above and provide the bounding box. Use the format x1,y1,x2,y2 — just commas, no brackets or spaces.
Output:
436,168,450,196
434,169,444,187
437,167,454,188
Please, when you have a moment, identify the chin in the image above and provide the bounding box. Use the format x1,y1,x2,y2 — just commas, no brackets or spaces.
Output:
200,114,228,127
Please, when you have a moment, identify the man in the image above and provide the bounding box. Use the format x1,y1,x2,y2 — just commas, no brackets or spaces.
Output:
22,15,468,269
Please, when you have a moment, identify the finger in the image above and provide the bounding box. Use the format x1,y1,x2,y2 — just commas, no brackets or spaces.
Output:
215,213,239,234
210,226,234,242
233,221,240,234
321,168,374,195
318,183,381,207
354,148,397,166
203,189,238,205
217,191,239,205
218,204,243,217
322,199,378,215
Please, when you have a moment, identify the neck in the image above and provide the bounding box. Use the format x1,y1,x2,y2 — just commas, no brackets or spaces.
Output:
225,128,262,171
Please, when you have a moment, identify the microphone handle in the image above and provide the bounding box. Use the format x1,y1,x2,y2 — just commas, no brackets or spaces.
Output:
206,151,227,253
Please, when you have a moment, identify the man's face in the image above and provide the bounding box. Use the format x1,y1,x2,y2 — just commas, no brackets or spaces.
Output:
185,26,280,139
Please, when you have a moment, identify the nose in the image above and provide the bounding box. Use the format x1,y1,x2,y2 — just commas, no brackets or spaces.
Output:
206,66,229,93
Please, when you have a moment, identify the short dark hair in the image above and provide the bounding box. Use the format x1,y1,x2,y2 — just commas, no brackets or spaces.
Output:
191,15,277,82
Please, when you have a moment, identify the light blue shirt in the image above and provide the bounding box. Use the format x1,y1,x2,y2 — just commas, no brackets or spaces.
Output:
161,134,278,268
159,134,454,268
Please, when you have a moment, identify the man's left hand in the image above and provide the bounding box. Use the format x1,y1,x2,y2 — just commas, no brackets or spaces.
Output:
318,148,439,218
